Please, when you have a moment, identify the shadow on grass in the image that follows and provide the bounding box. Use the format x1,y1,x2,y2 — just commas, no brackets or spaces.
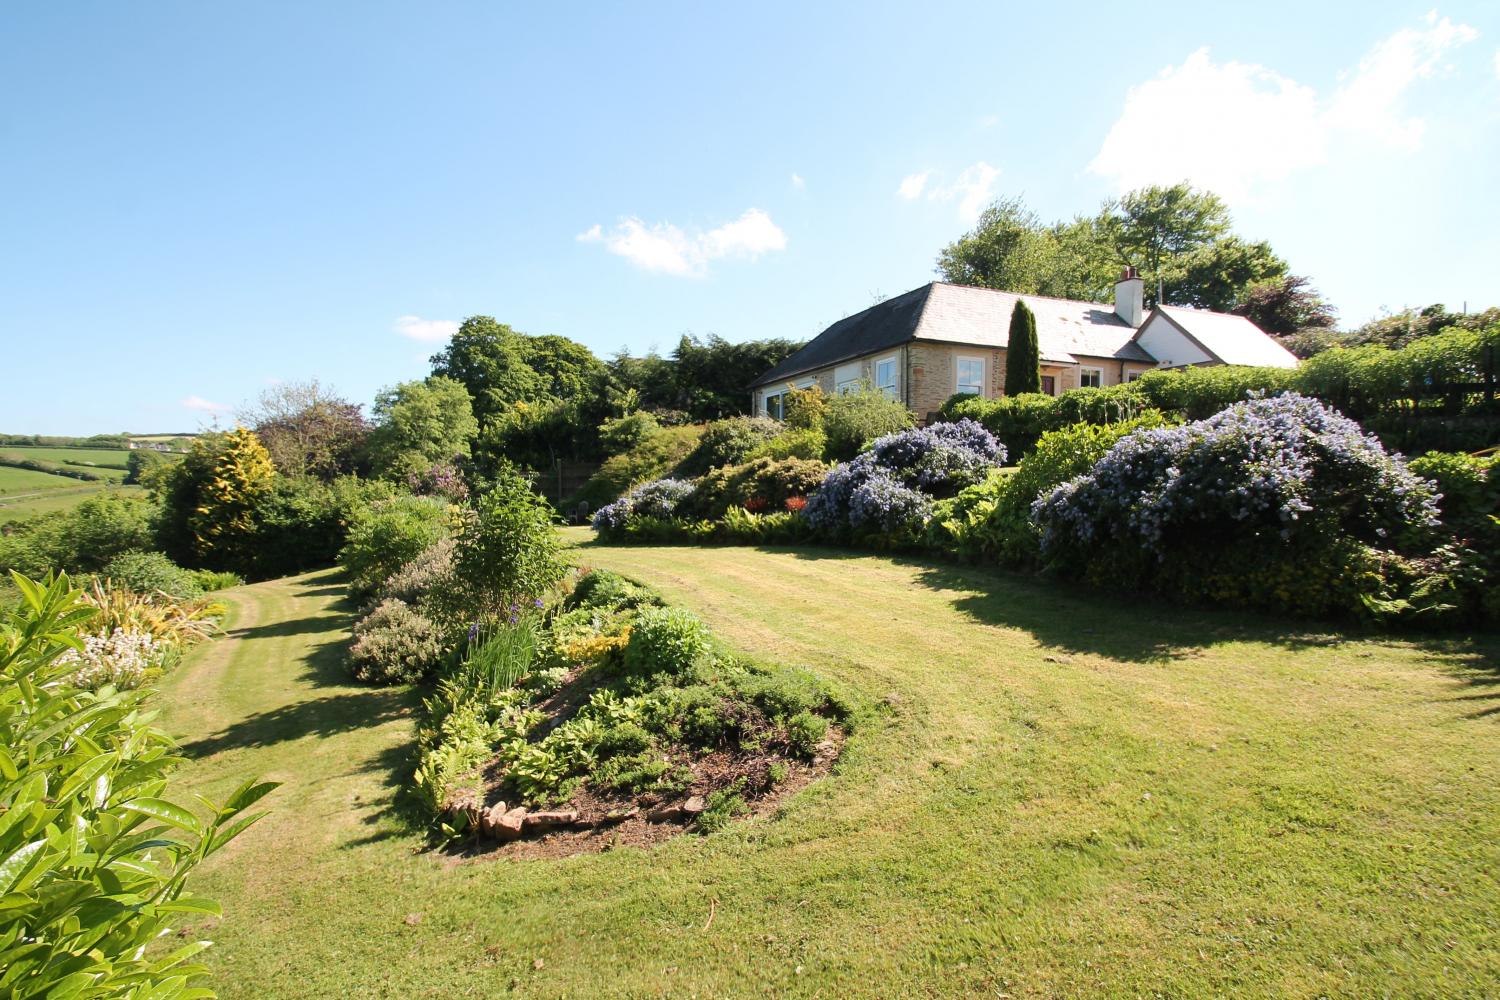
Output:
225,613,350,641
340,739,431,848
184,605,418,759
758,543,1500,673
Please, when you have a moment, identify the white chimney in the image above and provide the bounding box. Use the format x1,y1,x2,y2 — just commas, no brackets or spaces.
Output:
1115,265,1144,326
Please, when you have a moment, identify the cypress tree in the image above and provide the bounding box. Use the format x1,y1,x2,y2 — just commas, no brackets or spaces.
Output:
1004,300,1041,395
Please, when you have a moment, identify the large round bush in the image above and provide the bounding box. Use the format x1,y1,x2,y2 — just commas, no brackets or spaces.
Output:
339,494,450,599
348,598,446,684
677,416,782,475
593,478,696,533
803,419,1004,536
623,606,712,679
1032,394,1439,615
103,550,202,600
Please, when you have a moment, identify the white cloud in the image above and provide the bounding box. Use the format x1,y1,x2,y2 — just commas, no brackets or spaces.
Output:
577,208,787,277
181,395,229,413
929,161,1001,223
392,315,460,343
897,171,930,199
1089,12,1477,200
1325,11,1477,149
791,172,805,190
900,163,1001,222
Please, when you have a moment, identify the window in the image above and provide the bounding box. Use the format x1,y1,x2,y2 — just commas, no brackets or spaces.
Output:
1079,366,1103,389
1126,370,1144,383
875,355,898,400
1040,375,1056,396
834,362,861,394
763,391,785,420
956,356,984,397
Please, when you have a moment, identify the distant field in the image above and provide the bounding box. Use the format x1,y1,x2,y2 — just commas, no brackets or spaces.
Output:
0,445,130,481
0,473,143,524
0,465,86,495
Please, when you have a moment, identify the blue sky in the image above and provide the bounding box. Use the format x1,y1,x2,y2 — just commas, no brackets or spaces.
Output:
3,1,1498,435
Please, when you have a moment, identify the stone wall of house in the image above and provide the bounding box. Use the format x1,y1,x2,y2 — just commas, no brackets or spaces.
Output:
755,345,1155,419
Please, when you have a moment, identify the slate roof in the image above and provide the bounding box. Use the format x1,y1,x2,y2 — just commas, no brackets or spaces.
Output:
752,282,1154,387
1155,305,1300,369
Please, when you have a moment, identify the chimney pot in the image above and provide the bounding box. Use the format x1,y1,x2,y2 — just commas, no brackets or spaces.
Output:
1115,265,1144,326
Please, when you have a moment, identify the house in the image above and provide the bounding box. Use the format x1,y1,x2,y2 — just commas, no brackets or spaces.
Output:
750,268,1299,421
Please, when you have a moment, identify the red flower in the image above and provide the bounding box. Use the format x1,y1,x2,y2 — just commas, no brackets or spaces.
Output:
784,495,807,512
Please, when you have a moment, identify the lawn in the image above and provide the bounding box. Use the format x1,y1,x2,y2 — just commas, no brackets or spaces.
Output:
158,536,1500,998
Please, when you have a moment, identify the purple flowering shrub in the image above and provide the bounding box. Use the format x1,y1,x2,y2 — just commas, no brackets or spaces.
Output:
803,419,1004,536
1032,394,1441,616
592,478,697,534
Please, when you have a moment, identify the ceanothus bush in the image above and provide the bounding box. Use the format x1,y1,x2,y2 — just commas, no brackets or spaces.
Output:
593,478,697,533
803,419,1004,534
1031,393,1440,613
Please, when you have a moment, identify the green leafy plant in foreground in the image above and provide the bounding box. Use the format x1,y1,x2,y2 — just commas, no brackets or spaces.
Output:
0,571,276,998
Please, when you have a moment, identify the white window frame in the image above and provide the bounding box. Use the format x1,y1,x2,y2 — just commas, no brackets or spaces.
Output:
834,362,862,394
874,354,899,400
955,355,985,397
1126,370,1144,383
1078,366,1104,389
763,389,787,420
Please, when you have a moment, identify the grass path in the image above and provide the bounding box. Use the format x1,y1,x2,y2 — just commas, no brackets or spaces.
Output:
159,542,1500,998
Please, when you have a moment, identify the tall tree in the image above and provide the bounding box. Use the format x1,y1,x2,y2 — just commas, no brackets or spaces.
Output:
1100,184,1232,301
1005,301,1041,396
936,183,1295,312
365,376,479,480
1232,274,1338,337
428,316,608,426
236,379,368,479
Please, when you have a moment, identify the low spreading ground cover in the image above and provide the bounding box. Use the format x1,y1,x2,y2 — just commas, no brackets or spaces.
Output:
154,541,1500,998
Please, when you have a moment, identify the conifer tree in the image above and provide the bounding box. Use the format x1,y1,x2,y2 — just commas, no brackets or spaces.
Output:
1004,300,1041,395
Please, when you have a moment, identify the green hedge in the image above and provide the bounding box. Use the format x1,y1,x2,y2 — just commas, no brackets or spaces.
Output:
940,323,1500,457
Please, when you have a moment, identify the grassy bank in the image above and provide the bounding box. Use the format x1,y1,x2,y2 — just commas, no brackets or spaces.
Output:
159,539,1500,997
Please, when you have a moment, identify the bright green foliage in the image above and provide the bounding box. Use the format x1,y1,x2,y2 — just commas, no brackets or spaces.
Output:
0,572,275,998
338,495,451,600
1004,300,1041,396
447,472,566,620
124,448,172,486
365,376,479,480
685,457,829,519
750,426,827,462
623,607,712,679
454,619,540,698
191,569,244,592
938,183,1295,312
676,416,782,476
930,414,1172,565
598,410,661,456
0,491,156,578
822,383,913,461
567,423,705,510
429,316,610,427
188,428,275,563
783,384,827,431
565,569,664,612
154,429,276,568
103,550,202,599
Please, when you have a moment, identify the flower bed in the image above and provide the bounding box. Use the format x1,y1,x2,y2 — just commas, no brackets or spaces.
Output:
414,570,862,851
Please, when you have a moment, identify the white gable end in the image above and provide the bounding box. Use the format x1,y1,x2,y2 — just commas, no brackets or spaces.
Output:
1135,313,1213,369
